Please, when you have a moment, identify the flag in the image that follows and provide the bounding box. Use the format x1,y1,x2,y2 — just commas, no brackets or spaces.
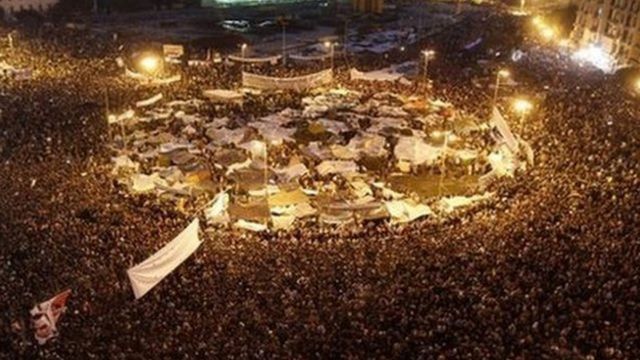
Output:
30,289,72,345
127,218,201,299
490,107,518,152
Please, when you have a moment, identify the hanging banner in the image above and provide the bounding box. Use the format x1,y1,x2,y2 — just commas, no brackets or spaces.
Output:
228,54,281,64
242,69,333,91
163,44,184,59
127,219,201,299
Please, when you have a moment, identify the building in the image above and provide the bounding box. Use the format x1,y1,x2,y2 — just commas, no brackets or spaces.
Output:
352,0,383,14
0,0,59,14
571,0,640,67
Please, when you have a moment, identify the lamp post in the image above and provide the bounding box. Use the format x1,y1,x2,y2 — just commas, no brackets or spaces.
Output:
241,43,248,71
493,69,510,105
520,0,525,13
241,43,248,59
282,22,287,66
513,98,533,134
422,49,435,83
324,41,335,70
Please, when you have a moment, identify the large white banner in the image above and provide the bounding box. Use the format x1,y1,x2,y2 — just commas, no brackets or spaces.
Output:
490,107,518,152
242,69,333,91
228,54,282,64
163,44,184,59
127,218,201,299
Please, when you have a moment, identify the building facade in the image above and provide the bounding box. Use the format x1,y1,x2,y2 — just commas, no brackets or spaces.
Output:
0,0,59,13
571,0,640,67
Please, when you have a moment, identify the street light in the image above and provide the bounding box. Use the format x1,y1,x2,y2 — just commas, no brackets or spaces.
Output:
513,98,533,134
241,43,248,59
493,69,511,105
540,26,555,41
139,55,161,76
324,41,336,70
422,49,435,82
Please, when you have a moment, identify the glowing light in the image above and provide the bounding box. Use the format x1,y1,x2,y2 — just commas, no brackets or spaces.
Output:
540,27,555,40
139,55,160,75
635,79,640,91
498,69,511,78
324,41,331,48
572,44,615,73
532,16,543,26
241,43,248,50
513,99,533,114
422,49,435,58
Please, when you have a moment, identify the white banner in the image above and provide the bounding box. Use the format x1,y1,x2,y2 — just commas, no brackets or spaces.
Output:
242,69,333,91
136,93,163,108
127,218,201,299
163,44,184,58
490,107,518,152
228,54,281,64
289,53,331,61
202,89,243,102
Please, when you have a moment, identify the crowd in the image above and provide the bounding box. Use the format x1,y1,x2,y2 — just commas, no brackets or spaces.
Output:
1,8,639,359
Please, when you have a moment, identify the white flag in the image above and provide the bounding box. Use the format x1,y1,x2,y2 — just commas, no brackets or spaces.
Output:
490,107,518,152
127,218,201,299
30,289,72,345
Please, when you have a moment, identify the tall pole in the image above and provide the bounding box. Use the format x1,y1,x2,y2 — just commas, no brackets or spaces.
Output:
424,56,430,82
264,140,269,226
520,0,525,12
438,131,448,197
282,23,287,66
330,43,335,71
493,73,501,105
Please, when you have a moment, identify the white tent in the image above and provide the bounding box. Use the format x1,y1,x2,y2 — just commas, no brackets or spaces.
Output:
385,200,433,224
394,137,441,166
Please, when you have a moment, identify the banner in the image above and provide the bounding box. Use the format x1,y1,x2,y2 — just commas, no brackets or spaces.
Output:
202,89,243,102
289,53,331,61
108,109,135,125
127,219,201,299
163,44,184,59
228,54,281,64
243,69,333,91
490,107,518,152
136,93,163,108
30,289,72,345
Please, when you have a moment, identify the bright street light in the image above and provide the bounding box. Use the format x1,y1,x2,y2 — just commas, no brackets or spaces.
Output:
532,16,543,27
139,55,161,76
513,98,533,114
540,26,555,40
513,98,533,134
324,41,336,70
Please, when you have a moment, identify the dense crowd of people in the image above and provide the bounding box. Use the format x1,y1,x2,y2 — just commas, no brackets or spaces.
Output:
1,7,639,359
